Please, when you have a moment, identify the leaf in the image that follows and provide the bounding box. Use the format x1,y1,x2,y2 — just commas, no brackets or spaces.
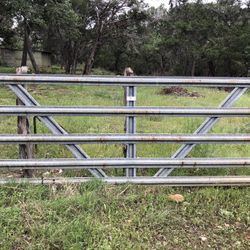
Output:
199,236,207,242
168,194,184,203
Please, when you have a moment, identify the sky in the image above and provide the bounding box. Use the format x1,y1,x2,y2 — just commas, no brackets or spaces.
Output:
145,0,167,7
144,0,216,7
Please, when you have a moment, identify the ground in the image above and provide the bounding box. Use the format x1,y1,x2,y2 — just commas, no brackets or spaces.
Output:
0,182,249,249
0,67,249,249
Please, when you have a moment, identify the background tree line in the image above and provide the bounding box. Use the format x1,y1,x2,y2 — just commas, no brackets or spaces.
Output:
0,0,249,76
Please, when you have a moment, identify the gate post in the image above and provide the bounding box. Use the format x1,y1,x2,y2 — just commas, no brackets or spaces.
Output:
16,66,33,177
124,67,136,177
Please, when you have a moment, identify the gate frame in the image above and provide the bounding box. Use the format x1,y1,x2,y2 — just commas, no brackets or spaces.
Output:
0,74,250,186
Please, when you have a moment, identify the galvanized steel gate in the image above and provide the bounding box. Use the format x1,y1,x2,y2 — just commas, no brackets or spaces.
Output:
0,74,250,185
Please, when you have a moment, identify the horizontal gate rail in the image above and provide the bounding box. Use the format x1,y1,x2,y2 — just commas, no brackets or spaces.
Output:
1,158,250,169
2,106,250,116
0,176,249,186
1,74,250,186
2,134,250,144
1,75,250,87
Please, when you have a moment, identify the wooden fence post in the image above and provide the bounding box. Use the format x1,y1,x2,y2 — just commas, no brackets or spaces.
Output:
16,66,33,177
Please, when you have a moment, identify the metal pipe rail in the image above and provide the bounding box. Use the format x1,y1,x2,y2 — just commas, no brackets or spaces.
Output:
1,158,250,169
2,134,250,144
2,106,250,116
0,176,249,186
1,75,250,87
1,74,250,186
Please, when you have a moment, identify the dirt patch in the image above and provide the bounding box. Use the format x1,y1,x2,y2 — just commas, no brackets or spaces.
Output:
218,87,234,92
160,87,204,98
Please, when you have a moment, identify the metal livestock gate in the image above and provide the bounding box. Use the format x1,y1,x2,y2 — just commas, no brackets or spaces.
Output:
0,74,250,186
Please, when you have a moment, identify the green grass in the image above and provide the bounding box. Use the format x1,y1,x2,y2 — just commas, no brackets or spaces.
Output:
0,66,16,73
0,182,249,249
0,65,115,75
0,78,250,249
1,84,250,176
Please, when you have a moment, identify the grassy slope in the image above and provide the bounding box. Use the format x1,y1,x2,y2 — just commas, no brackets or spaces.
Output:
0,78,249,249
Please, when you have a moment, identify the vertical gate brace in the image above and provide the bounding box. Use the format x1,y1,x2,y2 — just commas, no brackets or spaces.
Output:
126,86,137,177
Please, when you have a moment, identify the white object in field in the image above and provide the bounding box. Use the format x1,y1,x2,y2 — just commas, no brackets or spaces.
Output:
16,66,29,74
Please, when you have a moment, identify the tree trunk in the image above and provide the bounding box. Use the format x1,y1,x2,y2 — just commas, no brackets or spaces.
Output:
63,41,79,74
21,29,28,67
16,67,33,178
184,57,189,76
83,22,103,75
114,51,122,72
83,41,98,75
191,60,196,76
26,34,40,74
22,22,40,74
17,97,33,177
72,57,78,74
71,44,78,74
64,42,72,74
65,56,71,74
208,61,215,76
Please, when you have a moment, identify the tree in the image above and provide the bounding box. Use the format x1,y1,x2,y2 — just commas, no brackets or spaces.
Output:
94,0,148,73
140,0,250,76
0,2,16,48
0,0,48,72
1,0,249,76
44,0,85,74
82,0,146,75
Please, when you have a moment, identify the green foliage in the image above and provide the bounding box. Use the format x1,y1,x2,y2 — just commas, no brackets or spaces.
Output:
0,2,16,47
1,0,249,75
137,0,250,76
0,66,16,73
